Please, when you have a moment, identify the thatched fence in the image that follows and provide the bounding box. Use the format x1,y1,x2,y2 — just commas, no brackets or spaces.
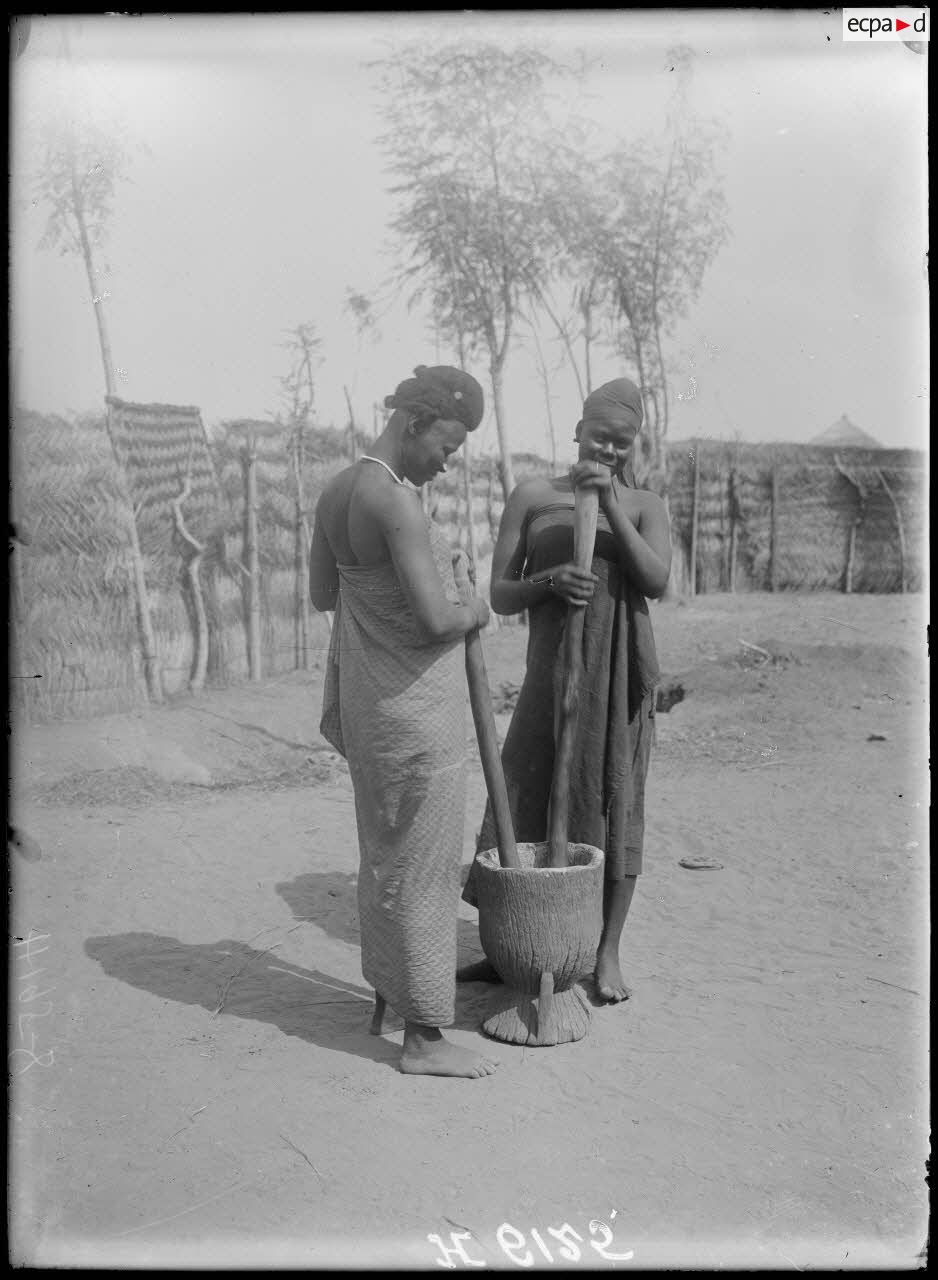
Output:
10,405,348,722
666,439,925,597
9,407,925,723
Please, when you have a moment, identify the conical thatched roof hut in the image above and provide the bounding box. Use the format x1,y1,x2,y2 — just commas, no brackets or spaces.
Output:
811,414,883,449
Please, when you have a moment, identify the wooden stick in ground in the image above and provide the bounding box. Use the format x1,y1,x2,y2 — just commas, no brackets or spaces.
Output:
547,485,600,869
465,629,520,869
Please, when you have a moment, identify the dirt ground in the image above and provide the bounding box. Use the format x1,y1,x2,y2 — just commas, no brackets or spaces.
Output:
9,591,929,1270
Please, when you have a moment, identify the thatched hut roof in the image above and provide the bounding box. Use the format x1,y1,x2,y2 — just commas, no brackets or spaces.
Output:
810,415,883,449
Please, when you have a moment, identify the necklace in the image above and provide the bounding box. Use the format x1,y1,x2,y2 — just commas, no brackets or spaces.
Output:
359,454,404,485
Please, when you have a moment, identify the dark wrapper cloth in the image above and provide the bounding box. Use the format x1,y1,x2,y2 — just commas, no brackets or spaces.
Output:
465,501,659,902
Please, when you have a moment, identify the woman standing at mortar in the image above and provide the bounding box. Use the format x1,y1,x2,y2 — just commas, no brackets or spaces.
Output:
310,365,498,1078
460,377,671,1003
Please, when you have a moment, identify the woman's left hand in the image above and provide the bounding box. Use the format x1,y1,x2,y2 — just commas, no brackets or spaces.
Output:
570,460,616,508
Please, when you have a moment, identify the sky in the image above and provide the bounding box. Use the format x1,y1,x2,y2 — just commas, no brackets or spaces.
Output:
10,11,929,462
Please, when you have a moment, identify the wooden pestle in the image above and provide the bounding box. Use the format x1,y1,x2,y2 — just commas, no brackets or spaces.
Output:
465,627,521,870
546,484,600,868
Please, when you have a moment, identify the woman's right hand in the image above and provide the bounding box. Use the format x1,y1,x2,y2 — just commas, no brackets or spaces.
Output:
544,564,598,607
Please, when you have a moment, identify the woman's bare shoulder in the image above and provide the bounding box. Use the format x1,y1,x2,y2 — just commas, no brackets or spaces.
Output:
630,485,668,515
511,474,569,508
318,465,356,511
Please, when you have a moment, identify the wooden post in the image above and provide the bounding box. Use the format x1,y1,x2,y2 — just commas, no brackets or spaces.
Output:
834,453,866,595
728,468,739,594
876,469,908,594
769,462,779,592
844,524,857,594
689,441,700,598
291,429,311,669
243,433,262,681
547,487,599,869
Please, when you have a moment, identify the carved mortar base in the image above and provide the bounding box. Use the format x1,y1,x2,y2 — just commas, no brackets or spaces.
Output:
474,841,604,1046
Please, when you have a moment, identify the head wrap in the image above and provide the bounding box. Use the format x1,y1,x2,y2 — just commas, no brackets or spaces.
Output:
581,377,643,439
385,365,485,432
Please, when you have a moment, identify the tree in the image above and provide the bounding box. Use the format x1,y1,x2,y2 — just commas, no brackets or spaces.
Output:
345,288,378,345
541,47,729,489
35,117,127,397
278,321,322,430
33,107,164,703
375,42,571,502
343,288,380,455
277,322,323,669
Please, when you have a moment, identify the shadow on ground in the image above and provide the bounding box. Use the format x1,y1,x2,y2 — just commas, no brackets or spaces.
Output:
84,932,400,1067
85,919,495,1054
274,870,496,1031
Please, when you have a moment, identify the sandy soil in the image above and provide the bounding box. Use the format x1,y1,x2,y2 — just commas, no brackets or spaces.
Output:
9,591,929,1270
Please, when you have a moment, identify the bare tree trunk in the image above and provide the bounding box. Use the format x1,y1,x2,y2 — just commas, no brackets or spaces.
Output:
105,404,163,702
75,170,163,703
185,553,208,690
170,454,209,692
124,507,163,702
462,431,479,573
243,435,262,681
529,323,559,470
343,385,357,463
490,357,515,503
648,147,676,477
623,314,655,485
769,462,779,592
834,453,866,595
689,440,700,599
580,281,597,396
648,324,668,477
71,161,117,398
728,469,738,594
661,492,681,601
291,430,311,669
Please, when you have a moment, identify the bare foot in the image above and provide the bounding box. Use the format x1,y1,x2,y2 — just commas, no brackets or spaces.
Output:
594,950,632,1003
455,959,503,984
400,1026,499,1078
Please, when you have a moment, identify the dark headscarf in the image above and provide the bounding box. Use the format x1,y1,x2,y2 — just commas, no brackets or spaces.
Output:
385,365,485,432
581,377,643,439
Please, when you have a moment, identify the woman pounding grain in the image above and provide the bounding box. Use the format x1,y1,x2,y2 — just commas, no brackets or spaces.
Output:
309,365,498,1078
460,377,671,1003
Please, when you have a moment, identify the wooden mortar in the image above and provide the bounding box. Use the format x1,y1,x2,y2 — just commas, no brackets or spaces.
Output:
474,841,603,1045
